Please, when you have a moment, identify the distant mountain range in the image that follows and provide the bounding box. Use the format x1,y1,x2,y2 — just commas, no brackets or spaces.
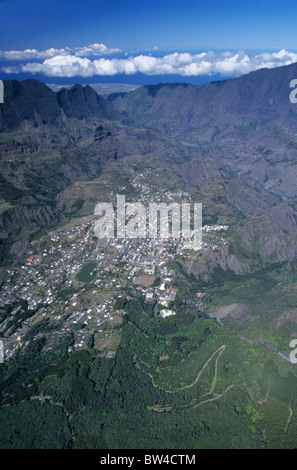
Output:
47,83,141,95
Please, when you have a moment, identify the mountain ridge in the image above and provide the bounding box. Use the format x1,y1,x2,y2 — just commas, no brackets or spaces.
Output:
0,79,121,131
108,61,297,133
1,62,297,268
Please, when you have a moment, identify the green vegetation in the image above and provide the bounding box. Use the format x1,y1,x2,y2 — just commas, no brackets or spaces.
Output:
76,262,97,283
2,260,297,448
0,401,71,449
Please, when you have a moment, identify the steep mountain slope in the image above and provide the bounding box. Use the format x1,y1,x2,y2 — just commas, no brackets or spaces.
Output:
107,63,297,267
0,79,61,131
0,79,122,131
0,80,187,264
109,62,297,134
109,63,297,204
1,62,297,268
57,84,121,121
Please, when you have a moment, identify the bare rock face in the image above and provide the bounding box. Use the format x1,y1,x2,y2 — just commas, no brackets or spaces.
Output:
0,80,122,131
0,79,61,131
208,303,250,322
94,124,112,142
9,239,28,263
0,204,64,238
184,244,249,278
225,255,249,274
57,84,121,121
271,308,297,331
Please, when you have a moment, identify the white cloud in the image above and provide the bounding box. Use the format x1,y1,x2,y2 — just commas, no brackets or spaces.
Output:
73,43,121,57
0,43,120,61
0,47,70,60
2,48,297,78
21,55,98,77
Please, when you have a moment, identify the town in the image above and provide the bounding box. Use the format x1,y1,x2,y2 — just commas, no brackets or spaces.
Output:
0,170,229,362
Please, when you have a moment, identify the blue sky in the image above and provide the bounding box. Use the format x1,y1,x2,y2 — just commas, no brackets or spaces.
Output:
1,0,297,84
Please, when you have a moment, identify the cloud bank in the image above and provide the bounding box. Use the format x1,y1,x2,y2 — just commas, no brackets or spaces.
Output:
1,47,297,78
0,43,121,61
